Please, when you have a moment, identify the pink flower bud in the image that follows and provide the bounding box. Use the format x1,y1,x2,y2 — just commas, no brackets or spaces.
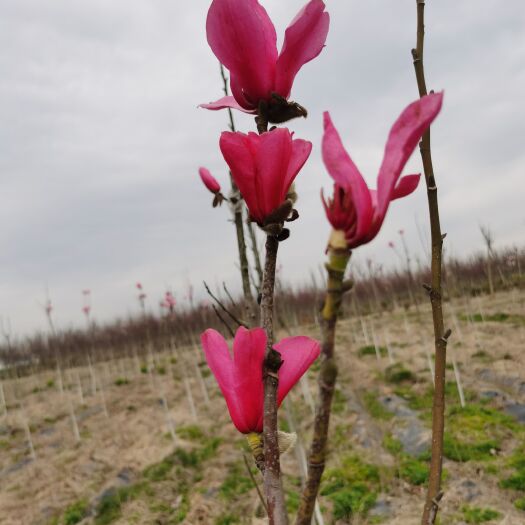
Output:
199,167,221,194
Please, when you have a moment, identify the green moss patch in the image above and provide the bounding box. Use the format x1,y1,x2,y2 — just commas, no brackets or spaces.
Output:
321,454,380,520
461,505,501,523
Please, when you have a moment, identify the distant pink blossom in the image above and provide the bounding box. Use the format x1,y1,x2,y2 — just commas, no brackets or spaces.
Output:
165,291,176,306
322,92,443,249
45,301,53,315
220,128,311,225
388,241,395,249
201,0,329,119
201,326,320,433
82,305,91,316
136,282,143,290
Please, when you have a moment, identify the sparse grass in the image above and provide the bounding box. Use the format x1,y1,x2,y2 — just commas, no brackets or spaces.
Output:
460,312,525,324
176,424,205,441
62,499,89,525
363,391,393,421
461,505,501,523
384,363,416,384
500,443,525,491
472,350,492,362
514,496,525,511
114,378,129,386
444,404,519,462
321,454,380,520
332,388,347,414
215,514,240,525
357,345,387,358
219,462,252,501
382,434,429,486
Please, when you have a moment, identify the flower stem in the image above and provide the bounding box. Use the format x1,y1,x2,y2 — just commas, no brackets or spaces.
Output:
296,233,351,525
411,2,450,523
260,233,288,525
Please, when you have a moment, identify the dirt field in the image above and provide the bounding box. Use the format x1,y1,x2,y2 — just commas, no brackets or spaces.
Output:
1,289,524,524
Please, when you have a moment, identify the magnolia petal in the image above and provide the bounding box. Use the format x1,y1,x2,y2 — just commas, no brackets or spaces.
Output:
376,92,443,220
322,111,373,241
283,138,312,196
199,96,256,113
232,327,266,433
201,329,248,433
275,0,330,98
219,131,263,222
206,0,277,105
392,174,421,200
275,336,320,405
255,129,293,220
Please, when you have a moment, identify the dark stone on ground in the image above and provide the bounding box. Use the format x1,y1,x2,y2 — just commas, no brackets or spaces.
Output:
379,395,430,457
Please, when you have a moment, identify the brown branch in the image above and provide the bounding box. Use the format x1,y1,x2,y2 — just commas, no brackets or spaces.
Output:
296,232,351,525
411,2,451,523
219,63,254,306
247,217,264,290
260,234,288,525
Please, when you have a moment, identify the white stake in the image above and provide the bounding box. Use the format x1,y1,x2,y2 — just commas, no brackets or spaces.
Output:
0,381,7,417
299,375,316,416
87,354,97,396
192,348,210,406
75,370,84,406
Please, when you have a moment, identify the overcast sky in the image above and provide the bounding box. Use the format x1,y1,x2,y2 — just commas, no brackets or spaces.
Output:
1,0,524,337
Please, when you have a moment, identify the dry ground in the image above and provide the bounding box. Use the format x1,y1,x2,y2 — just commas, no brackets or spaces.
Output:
0,289,524,524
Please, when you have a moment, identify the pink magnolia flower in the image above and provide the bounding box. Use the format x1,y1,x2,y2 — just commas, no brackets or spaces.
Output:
82,305,91,316
220,128,311,225
201,326,320,433
199,167,221,194
136,282,143,290
202,0,329,120
322,92,443,249
388,241,395,249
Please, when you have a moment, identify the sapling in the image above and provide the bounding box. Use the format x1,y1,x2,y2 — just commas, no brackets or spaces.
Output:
200,2,330,522
410,2,450,522
297,95,443,524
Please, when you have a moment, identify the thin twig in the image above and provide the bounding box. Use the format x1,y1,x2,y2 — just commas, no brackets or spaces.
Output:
411,2,451,523
211,304,235,339
243,453,269,514
222,282,239,309
203,280,248,329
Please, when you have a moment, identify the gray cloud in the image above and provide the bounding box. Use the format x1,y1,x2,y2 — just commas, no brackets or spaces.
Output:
1,0,524,335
